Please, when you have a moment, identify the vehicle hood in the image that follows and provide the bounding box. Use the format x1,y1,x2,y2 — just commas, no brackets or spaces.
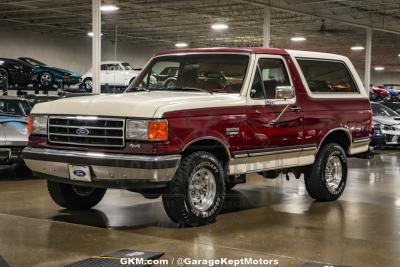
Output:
35,66,81,77
31,91,246,118
373,116,400,127
0,118,28,146
0,115,27,124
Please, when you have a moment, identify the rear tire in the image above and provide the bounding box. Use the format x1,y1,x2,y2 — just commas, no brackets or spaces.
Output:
39,72,53,87
47,180,106,209
162,151,225,227
305,143,347,201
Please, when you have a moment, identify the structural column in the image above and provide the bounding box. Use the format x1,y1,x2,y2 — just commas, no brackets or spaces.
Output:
365,27,372,96
263,6,271,48
92,0,101,94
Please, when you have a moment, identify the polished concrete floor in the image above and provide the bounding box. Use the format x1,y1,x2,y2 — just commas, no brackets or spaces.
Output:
0,150,400,267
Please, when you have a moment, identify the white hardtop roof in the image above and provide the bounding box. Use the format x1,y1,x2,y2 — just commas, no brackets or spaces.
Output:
287,49,349,62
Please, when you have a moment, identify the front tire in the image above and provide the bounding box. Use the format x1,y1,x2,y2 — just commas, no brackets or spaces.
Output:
47,180,106,209
0,68,9,93
83,78,93,92
162,151,225,227
305,143,347,201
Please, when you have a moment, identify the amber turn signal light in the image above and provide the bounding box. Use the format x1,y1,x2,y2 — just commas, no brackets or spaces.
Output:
148,121,168,141
27,115,33,134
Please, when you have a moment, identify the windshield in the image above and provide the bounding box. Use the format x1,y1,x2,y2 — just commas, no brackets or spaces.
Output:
372,103,399,117
126,54,249,94
383,103,400,114
122,62,133,70
22,58,46,66
0,100,27,116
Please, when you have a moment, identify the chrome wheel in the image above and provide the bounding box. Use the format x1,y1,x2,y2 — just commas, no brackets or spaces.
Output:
188,168,216,212
40,72,52,86
165,80,176,89
325,155,343,193
72,186,95,197
84,79,92,90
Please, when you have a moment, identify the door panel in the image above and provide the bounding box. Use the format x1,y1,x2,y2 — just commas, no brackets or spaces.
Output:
243,55,304,171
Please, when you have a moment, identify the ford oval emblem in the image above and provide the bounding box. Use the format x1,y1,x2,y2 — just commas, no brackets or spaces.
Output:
76,128,90,136
73,170,87,177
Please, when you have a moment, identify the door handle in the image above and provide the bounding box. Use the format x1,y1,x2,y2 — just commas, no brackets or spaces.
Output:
290,106,302,112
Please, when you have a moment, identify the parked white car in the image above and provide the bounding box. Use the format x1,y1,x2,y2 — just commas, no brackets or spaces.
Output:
371,102,400,145
81,61,140,91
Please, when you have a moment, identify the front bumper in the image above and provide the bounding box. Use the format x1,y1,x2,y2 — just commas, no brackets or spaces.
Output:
56,77,82,85
22,147,181,188
0,147,24,162
381,130,400,145
0,149,10,161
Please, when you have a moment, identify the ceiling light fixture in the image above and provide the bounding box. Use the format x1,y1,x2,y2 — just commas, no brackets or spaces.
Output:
175,42,188,48
88,32,104,37
374,66,385,71
211,23,229,31
351,46,365,51
100,5,119,12
291,36,306,42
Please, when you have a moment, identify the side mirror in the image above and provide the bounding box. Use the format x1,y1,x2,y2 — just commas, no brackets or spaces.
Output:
276,86,295,99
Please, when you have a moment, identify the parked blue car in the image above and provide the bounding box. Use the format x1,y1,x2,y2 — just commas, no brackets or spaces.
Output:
18,57,81,89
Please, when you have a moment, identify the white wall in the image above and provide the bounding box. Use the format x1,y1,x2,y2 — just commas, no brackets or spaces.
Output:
0,29,161,75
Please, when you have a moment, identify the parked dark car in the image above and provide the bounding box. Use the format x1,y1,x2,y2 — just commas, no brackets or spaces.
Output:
370,124,385,148
18,57,81,88
0,58,36,91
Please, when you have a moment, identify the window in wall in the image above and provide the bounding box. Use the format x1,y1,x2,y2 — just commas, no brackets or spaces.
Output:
296,59,358,93
250,58,291,99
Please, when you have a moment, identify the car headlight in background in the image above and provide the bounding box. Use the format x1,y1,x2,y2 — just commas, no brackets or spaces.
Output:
126,119,168,141
380,124,396,131
28,115,48,135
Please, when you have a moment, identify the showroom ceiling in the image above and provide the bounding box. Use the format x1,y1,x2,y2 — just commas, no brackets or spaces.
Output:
0,0,400,70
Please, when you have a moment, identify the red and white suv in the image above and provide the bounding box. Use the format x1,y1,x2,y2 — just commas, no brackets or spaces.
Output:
23,48,372,226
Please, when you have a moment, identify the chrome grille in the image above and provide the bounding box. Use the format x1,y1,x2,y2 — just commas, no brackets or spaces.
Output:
48,116,125,147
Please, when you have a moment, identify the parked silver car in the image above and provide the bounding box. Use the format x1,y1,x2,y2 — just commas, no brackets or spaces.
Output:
371,102,400,145
0,96,30,169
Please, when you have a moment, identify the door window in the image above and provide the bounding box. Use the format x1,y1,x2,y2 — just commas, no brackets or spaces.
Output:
250,58,291,99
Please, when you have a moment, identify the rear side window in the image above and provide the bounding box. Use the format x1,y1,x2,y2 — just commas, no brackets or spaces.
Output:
297,59,358,94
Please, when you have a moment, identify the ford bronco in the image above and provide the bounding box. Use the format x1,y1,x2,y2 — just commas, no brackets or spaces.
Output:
23,48,372,226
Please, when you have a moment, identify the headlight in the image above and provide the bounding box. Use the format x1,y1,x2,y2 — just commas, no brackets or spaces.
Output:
126,119,168,141
381,124,396,131
28,115,48,135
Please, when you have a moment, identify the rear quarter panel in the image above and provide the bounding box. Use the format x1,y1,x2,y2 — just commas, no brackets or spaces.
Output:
286,52,371,148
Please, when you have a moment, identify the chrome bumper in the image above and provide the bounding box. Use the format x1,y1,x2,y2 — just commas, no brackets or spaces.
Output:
22,147,181,184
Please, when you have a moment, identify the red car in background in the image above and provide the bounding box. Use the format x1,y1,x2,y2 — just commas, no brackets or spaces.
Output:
371,85,390,100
